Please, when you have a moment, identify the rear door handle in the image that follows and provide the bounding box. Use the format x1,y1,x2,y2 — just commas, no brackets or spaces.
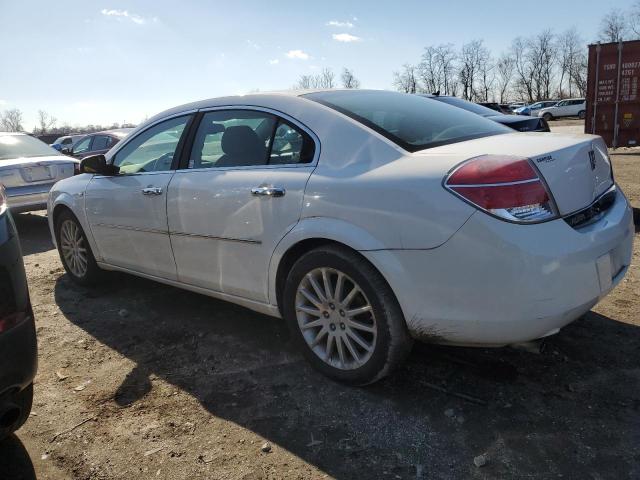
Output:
251,186,286,197
142,186,163,196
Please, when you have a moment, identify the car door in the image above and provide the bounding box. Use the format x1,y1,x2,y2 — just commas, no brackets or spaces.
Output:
167,108,318,302
84,114,193,280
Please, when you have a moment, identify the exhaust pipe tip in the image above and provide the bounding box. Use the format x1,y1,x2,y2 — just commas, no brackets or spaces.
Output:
0,405,22,430
510,339,546,355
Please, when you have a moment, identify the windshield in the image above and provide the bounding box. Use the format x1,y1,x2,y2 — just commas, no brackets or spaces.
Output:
305,90,510,152
429,96,500,117
0,134,60,160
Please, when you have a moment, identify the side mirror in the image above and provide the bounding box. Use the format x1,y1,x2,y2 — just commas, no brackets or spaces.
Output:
61,147,71,155
79,154,120,175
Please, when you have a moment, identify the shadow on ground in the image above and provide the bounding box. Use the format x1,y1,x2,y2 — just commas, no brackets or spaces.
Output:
12,213,54,256
0,434,36,480
13,212,640,479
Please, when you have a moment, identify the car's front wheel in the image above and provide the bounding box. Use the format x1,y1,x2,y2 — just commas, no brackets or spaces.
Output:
578,110,586,120
282,245,413,385
543,112,553,121
55,210,102,285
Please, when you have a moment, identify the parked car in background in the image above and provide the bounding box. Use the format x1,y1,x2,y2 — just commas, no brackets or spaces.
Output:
63,129,133,160
477,102,512,114
421,94,550,132
48,90,632,385
0,185,36,441
50,135,83,152
537,98,586,121
508,102,527,111
514,100,559,116
0,133,79,213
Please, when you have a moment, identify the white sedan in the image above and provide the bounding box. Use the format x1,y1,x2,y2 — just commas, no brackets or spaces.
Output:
47,90,634,385
0,133,78,213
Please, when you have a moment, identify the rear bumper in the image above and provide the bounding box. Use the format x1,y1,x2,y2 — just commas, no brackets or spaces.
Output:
363,188,634,346
6,183,56,213
0,212,37,403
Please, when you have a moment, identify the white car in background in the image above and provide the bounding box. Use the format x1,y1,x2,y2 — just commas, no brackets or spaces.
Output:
0,133,79,213
47,90,633,385
538,98,586,121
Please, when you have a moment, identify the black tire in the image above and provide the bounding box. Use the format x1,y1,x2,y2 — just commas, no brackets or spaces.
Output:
11,384,33,435
282,245,413,385
543,112,553,122
578,110,586,120
54,209,103,285
0,384,33,441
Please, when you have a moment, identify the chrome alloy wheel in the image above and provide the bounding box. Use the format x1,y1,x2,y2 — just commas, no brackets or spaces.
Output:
60,219,88,278
295,267,377,370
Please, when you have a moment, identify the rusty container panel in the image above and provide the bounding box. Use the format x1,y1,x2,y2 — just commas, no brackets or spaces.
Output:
586,40,640,148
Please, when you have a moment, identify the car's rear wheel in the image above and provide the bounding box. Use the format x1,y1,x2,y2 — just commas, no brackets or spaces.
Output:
282,245,413,385
543,112,553,121
578,110,586,120
0,384,32,441
55,210,102,285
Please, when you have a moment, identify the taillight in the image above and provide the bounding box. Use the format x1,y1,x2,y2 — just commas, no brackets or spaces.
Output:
444,155,558,223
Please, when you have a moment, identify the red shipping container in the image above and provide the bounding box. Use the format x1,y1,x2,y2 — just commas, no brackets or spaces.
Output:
586,40,640,148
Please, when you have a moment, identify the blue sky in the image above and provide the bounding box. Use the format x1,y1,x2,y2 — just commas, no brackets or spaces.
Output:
0,0,635,130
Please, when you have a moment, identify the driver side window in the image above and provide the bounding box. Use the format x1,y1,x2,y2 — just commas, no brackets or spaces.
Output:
113,116,190,174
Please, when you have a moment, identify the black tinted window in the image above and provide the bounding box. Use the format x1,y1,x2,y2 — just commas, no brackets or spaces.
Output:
305,91,509,152
270,121,315,164
92,135,111,150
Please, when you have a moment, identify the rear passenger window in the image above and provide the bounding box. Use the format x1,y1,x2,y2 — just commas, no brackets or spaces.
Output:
92,135,111,150
269,121,315,165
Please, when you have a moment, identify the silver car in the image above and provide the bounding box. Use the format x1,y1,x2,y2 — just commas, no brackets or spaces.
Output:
0,133,79,212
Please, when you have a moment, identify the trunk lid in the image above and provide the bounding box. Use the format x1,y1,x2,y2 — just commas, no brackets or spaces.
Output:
0,156,77,188
424,132,613,215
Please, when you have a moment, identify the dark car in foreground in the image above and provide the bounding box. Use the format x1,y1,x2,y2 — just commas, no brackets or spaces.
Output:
62,128,133,160
0,185,36,440
420,94,550,132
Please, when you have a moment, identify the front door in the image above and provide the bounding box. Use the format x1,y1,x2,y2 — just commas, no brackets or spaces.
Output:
85,115,192,280
167,109,317,302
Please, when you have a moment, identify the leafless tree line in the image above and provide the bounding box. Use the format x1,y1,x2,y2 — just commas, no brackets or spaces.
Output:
295,67,360,89
600,2,640,42
394,27,592,103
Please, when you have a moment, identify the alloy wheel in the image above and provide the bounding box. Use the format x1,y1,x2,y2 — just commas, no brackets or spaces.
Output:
295,267,377,370
60,219,88,278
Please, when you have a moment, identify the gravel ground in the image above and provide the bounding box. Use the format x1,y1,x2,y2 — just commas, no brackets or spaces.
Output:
0,148,638,480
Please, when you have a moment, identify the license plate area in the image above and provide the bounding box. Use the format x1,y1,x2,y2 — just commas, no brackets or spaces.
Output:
21,165,53,182
596,246,628,292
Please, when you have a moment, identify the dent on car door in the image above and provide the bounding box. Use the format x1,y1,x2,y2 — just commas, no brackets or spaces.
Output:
84,115,192,279
167,109,317,302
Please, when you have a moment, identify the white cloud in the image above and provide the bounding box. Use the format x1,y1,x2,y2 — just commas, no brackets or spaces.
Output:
332,33,361,43
268,59,279,65
285,49,310,60
100,9,155,25
326,20,354,28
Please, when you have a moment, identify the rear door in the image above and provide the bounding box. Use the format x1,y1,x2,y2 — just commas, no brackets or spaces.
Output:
85,115,192,279
167,108,318,301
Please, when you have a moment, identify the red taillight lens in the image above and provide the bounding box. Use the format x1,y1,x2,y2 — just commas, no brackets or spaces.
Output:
444,155,558,223
0,312,28,334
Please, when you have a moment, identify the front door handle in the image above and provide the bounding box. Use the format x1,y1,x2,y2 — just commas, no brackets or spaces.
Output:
142,186,163,196
251,186,286,198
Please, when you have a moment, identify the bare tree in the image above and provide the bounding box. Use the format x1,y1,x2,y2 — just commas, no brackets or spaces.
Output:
631,1,640,38
341,68,360,88
496,53,515,103
570,50,588,97
599,8,627,43
478,49,495,102
317,68,335,89
294,75,313,89
419,44,457,95
393,64,419,93
458,40,488,101
1,108,24,132
529,30,557,101
557,28,582,98
37,110,57,135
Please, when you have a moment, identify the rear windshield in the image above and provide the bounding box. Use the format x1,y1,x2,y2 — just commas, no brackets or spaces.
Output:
305,90,510,152
0,134,59,160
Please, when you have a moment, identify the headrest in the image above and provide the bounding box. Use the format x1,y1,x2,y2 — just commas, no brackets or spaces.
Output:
221,125,264,157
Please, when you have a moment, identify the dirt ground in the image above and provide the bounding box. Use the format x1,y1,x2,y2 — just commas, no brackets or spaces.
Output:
0,143,638,479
